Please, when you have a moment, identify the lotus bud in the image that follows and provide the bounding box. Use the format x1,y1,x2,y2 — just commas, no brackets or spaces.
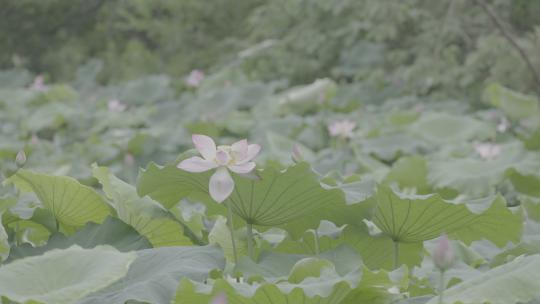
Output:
15,150,27,167
124,153,135,166
433,234,454,271
210,293,227,304
291,144,303,163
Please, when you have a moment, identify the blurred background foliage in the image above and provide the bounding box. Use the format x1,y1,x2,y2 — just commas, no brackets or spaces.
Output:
1,0,540,99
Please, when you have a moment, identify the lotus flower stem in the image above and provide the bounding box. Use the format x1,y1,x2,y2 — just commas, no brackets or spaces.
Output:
226,200,238,264
313,230,320,255
246,222,254,260
438,270,445,304
393,241,399,269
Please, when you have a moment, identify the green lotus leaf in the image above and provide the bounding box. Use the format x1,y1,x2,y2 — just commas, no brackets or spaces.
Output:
409,112,494,144
138,162,346,230
137,162,211,210
484,83,540,120
372,186,522,246
226,162,344,226
426,254,540,304
93,165,193,246
507,168,540,197
175,251,359,304
0,245,136,304
7,216,151,262
0,215,8,263
208,216,247,263
236,245,361,281
79,245,225,304
427,142,530,197
342,224,423,269
384,155,431,194
6,169,111,228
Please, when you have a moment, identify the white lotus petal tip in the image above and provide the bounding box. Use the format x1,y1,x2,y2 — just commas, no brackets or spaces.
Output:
209,167,235,203
192,134,217,160
178,156,217,173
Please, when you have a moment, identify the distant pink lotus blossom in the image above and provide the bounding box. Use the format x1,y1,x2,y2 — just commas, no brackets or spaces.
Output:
474,143,501,160
433,234,454,271
31,134,39,145
186,69,205,87
177,135,261,203
124,153,135,166
108,99,127,112
30,75,47,92
210,293,227,304
328,120,356,139
496,117,510,133
291,144,303,163
15,150,27,167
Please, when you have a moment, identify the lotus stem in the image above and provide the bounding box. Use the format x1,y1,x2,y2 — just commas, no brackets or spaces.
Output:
393,240,399,269
313,229,320,255
438,270,445,304
246,222,254,260
226,200,238,264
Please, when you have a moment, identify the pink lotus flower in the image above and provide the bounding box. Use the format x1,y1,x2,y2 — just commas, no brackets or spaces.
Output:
186,70,205,87
433,234,454,271
210,293,227,304
328,120,356,139
474,143,501,160
177,135,261,203
15,150,27,167
291,144,303,163
30,75,48,92
497,117,510,133
108,99,127,112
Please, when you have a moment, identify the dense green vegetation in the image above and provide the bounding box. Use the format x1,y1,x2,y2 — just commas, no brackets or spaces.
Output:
1,1,540,303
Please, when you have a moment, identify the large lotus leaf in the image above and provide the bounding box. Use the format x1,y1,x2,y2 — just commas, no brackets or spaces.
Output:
343,224,423,270
273,234,336,257
6,169,111,228
174,253,359,304
275,192,375,240
427,143,528,197
208,216,247,263
117,75,173,105
484,83,540,120
138,162,345,228
0,245,136,304
265,132,316,164
93,166,192,246
236,245,361,280
426,254,540,304
7,216,151,262
175,277,355,304
409,112,494,144
137,162,211,209
226,162,344,226
0,215,8,263
278,78,337,114
383,155,430,194
323,177,376,204
79,245,225,304
507,168,540,197
356,133,430,162
372,186,521,246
